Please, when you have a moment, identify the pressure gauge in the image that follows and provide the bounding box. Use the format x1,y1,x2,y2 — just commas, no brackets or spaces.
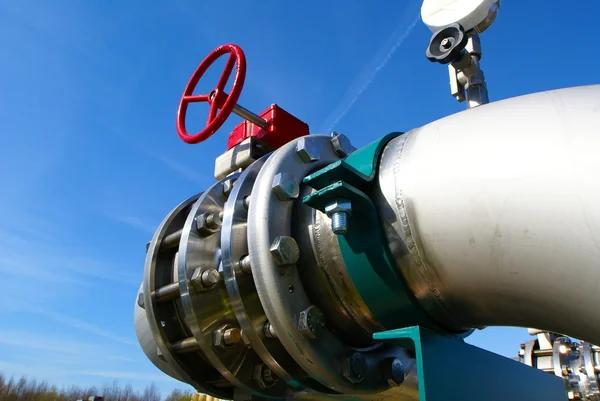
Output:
421,0,500,33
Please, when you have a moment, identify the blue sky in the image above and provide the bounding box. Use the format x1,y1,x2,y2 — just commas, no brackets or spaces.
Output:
1,0,598,396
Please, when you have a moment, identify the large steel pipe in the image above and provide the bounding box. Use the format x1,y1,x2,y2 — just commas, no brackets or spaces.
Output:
375,85,600,344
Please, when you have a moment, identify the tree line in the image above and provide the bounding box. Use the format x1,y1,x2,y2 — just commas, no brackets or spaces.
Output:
0,373,196,401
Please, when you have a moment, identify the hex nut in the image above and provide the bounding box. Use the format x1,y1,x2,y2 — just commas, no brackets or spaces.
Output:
341,353,367,384
137,292,145,309
191,267,220,291
270,236,300,266
223,177,237,197
271,173,299,201
297,305,325,339
263,321,277,339
214,325,241,349
195,212,222,235
330,132,356,158
253,364,278,389
296,137,320,163
324,199,352,216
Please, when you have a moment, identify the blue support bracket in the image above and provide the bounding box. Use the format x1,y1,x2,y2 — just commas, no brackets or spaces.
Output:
374,326,568,401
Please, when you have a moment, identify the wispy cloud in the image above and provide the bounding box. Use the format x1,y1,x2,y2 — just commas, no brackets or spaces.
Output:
319,12,420,133
98,122,211,186
0,330,127,356
0,224,138,286
34,307,136,346
0,298,135,346
111,215,157,234
152,152,209,185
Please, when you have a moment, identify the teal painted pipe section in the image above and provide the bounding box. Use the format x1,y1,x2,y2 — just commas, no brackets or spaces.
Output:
304,181,440,331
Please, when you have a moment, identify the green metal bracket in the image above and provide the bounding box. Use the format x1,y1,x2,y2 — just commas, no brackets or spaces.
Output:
303,133,402,190
302,132,442,331
374,326,568,401
303,181,439,331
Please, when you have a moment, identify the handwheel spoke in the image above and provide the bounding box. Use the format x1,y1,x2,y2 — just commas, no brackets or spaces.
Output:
216,54,236,92
183,94,209,103
207,100,218,124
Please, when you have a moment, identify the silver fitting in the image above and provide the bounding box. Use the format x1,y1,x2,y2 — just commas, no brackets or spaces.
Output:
214,325,242,349
325,199,352,235
382,358,405,387
270,236,300,266
223,177,237,197
341,353,367,384
137,292,145,309
239,254,252,274
297,305,324,339
195,212,223,236
253,364,278,389
296,137,320,163
330,132,356,158
191,267,221,291
272,173,299,201
263,321,277,339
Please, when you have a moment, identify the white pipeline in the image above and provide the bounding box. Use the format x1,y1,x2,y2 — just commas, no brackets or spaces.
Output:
376,85,600,343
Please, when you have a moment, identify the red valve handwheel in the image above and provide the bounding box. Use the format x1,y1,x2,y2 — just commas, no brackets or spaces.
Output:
176,44,247,144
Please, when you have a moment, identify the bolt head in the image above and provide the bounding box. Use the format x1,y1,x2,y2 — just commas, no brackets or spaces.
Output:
223,177,237,197
297,305,324,339
270,236,300,266
271,173,299,201
213,325,241,349
341,353,367,384
383,358,404,387
324,200,352,216
330,133,356,158
296,137,320,163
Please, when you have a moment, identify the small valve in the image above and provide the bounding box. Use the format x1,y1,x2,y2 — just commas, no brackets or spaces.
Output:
426,23,468,65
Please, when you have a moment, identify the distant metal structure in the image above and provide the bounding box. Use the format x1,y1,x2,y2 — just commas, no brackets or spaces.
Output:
134,2,600,400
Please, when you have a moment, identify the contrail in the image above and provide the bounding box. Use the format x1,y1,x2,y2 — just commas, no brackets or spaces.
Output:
321,13,421,134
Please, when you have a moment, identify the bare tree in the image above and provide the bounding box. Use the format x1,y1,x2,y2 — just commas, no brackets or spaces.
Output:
141,383,161,401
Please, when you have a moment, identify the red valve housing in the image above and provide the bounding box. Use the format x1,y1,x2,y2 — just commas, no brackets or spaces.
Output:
227,104,309,150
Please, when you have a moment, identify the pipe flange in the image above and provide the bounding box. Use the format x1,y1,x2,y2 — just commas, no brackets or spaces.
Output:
247,135,408,393
178,175,286,398
143,193,228,397
221,156,321,394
